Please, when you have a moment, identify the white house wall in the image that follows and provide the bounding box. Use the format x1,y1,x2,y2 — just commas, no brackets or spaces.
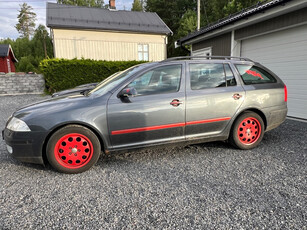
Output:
53,29,167,61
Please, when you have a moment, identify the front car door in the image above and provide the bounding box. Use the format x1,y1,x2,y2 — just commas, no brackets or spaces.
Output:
107,63,186,149
186,61,245,139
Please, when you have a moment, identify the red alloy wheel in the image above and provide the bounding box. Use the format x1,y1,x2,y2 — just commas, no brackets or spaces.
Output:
237,117,261,145
54,133,94,169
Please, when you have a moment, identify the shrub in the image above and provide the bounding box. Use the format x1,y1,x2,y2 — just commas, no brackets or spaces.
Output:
16,56,35,72
39,58,146,93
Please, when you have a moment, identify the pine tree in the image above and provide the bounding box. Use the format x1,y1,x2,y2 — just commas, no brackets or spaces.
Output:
132,0,143,11
15,3,37,39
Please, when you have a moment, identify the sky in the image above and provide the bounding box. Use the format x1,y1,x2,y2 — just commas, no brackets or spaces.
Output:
0,0,133,39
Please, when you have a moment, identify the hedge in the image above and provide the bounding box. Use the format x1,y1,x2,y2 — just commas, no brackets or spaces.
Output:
39,58,146,93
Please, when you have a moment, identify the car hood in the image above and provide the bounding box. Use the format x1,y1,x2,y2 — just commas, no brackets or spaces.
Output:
14,94,93,119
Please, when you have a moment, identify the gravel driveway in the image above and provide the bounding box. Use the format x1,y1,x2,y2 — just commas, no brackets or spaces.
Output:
0,95,306,229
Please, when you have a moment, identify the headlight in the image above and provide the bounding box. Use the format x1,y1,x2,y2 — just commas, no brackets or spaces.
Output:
6,117,31,132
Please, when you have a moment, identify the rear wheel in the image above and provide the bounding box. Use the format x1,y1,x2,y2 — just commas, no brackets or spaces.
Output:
229,112,264,150
46,125,101,173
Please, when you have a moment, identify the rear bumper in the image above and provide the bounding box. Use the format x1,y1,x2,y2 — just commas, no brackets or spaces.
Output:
2,128,46,165
266,107,288,131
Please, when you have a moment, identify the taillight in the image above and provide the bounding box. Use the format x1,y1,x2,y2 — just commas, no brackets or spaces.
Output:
284,85,288,102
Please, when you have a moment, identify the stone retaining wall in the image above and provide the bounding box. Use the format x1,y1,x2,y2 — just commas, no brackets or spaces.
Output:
0,74,45,95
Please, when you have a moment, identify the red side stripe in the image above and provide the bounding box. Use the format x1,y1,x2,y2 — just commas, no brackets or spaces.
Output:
186,117,231,125
111,117,231,135
111,122,186,135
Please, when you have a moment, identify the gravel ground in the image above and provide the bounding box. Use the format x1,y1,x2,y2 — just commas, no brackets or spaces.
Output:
0,94,306,229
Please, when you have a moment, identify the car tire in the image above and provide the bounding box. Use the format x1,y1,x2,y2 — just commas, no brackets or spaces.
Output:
229,112,265,150
46,125,101,174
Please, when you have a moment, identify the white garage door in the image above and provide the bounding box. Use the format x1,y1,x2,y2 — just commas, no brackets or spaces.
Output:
241,24,307,120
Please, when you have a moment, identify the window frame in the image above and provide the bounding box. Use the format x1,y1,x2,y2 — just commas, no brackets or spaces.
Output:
138,44,149,61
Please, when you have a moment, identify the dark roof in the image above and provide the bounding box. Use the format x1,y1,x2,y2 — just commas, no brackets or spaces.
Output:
0,44,9,57
46,3,172,35
178,0,290,44
0,44,18,62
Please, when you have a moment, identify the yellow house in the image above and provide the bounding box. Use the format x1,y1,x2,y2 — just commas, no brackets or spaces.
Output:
46,2,172,61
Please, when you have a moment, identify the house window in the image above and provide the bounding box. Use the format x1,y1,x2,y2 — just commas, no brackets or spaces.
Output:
138,44,149,61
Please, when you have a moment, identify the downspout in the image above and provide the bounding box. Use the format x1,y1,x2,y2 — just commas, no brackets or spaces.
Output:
176,40,191,55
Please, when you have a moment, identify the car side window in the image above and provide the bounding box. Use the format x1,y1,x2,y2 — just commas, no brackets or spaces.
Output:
235,64,277,84
127,65,182,96
190,63,227,90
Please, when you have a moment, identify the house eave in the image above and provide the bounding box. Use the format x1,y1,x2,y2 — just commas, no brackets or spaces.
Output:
47,24,172,36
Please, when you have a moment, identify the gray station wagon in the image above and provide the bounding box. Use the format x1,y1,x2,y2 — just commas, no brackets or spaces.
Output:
3,56,288,173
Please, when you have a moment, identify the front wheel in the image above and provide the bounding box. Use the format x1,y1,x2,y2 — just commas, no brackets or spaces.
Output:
46,125,101,173
229,112,265,150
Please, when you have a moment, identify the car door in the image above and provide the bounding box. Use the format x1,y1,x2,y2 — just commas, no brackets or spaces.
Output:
107,64,186,149
186,61,245,138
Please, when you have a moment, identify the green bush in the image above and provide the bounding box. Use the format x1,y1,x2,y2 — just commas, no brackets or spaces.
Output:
17,56,35,73
39,58,146,93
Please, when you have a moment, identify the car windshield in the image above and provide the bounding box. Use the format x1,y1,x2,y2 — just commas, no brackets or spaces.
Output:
89,64,146,96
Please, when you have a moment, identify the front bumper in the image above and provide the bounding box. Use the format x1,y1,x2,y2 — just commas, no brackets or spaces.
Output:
2,128,46,165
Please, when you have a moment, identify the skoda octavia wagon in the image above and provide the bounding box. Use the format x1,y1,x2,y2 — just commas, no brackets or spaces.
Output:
3,56,288,173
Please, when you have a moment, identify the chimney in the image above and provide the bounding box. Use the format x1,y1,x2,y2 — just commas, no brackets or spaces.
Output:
109,0,116,9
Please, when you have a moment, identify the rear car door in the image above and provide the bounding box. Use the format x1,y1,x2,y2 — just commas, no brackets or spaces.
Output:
107,64,186,149
186,61,245,138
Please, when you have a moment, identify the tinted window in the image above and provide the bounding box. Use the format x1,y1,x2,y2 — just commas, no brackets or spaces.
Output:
127,65,181,96
236,65,277,84
190,63,227,90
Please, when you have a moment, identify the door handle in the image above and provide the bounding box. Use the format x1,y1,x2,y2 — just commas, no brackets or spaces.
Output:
232,93,243,100
170,99,182,107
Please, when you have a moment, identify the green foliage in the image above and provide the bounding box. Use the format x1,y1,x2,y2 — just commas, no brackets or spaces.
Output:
18,56,36,73
177,9,197,38
145,0,267,57
39,58,145,93
57,0,104,8
0,25,54,72
132,0,143,11
32,25,54,59
145,0,197,57
15,3,37,39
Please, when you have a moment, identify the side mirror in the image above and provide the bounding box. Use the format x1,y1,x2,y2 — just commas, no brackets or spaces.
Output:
118,87,137,98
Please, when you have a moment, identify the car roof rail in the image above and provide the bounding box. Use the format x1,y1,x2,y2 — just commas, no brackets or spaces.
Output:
160,56,253,62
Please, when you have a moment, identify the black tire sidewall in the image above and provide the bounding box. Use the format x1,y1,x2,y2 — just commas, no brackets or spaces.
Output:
46,125,101,174
230,112,265,150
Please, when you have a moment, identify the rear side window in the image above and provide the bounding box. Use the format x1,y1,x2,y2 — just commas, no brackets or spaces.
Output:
189,63,236,90
235,65,277,84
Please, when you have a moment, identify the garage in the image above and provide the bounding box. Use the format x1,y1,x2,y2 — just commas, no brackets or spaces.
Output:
178,0,307,120
241,24,307,119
